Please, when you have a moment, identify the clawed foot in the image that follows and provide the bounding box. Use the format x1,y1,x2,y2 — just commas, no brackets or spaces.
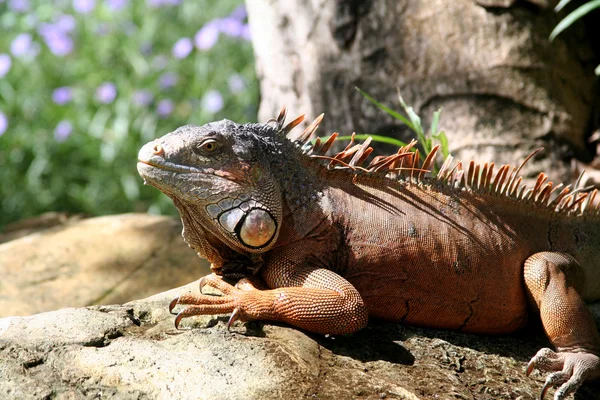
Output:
168,274,264,330
526,347,600,399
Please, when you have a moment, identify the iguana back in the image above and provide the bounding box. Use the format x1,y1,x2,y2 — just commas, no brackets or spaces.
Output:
321,171,600,333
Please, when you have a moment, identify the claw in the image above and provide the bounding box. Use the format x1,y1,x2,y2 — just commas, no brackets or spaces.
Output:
539,381,551,400
526,359,536,376
169,297,180,314
199,276,207,294
227,308,241,331
174,311,185,329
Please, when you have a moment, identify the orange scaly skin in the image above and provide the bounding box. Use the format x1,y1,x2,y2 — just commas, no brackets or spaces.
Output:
137,108,600,399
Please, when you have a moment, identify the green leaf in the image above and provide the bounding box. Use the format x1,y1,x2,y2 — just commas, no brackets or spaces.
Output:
355,87,416,131
433,131,450,158
336,134,408,148
405,106,423,134
550,0,600,41
354,88,451,169
397,91,430,151
430,108,442,136
555,0,572,12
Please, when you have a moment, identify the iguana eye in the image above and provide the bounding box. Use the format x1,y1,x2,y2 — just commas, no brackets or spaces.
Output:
197,139,220,154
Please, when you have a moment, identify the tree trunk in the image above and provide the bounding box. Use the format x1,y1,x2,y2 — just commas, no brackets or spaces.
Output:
246,0,599,184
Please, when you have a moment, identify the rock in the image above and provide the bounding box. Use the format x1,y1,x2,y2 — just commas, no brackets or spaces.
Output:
0,213,209,318
0,212,83,244
247,0,599,185
1,283,599,399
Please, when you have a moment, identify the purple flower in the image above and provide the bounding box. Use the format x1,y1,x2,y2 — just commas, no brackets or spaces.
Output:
46,35,74,56
54,120,73,142
195,22,219,50
106,0,127,10
52,87,73,105
158,72,178,89
0,112,7,136
172,37,192,59
0,54,11,78
229,5,247,21
96,82,117,104
201,90,223,114
73,0,96,14
39,26,74,56
218,17,244,38
38,23,54,37
8,0,30,12
39,16,76,56
11,33,33,57
227,74,245,94
132,89,153,107
55,14,76,32
156,99,174,117
240,24,251,41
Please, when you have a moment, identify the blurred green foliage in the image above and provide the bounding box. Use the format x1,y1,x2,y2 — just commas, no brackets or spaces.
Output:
0,0,258,228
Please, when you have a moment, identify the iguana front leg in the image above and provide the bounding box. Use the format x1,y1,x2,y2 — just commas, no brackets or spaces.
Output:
524,252,600,399
170,262,368,335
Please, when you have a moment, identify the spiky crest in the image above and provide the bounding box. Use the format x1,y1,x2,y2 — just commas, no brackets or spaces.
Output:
270,106,600,217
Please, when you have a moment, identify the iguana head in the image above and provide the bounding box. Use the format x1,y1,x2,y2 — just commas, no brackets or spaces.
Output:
137,119,286,254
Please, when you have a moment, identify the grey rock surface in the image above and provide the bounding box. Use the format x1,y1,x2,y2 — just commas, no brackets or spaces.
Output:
1,282,599,399
0,213,210,318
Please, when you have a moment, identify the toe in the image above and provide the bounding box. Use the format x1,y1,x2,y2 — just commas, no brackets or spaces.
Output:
175,303,238,329
527,348,564,376
554,376,583,400
527,350,600,400
540,371,568,399
177,293,232,306
199,274,237,294
235,276,268,291
554,352,600,399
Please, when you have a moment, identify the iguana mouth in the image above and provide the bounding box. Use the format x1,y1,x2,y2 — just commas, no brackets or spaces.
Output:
137,160,244,186
137,159,219,175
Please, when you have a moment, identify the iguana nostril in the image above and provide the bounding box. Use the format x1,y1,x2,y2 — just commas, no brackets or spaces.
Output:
152,143,164,155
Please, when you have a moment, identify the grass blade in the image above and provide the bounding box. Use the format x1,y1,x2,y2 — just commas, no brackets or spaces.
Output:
336,134,408,147
398,92,428,151
433,131,450,158
555,0,572,12
550,0,600,41
355,87,416,131
430,108,442,136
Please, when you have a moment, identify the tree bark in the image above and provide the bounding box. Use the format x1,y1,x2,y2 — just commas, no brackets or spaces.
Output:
246,0,599,184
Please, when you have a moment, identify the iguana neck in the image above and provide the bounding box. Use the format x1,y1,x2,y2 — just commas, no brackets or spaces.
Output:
275,154,335,241
173,199,262,274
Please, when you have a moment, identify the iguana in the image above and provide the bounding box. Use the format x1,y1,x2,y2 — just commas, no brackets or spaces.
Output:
137,107,600,399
